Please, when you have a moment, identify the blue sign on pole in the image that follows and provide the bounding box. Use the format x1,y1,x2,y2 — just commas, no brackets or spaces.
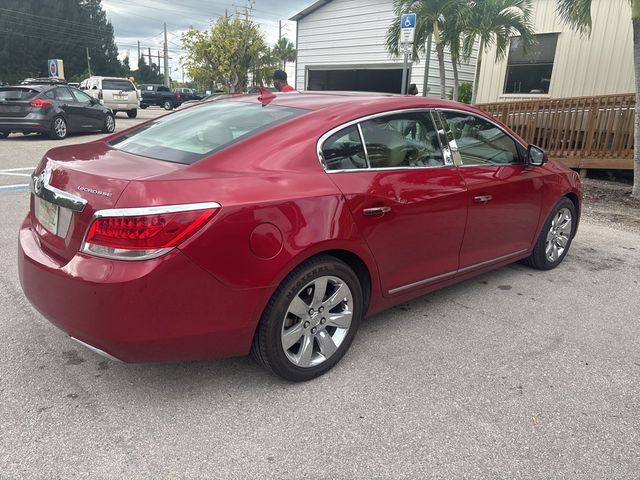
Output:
401,13,416,29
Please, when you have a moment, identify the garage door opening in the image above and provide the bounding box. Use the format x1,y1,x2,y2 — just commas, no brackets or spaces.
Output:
307,69,406,94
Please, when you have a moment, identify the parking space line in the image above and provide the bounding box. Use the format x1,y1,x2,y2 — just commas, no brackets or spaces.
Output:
0,167,36,172
0,172,31,177
0,184,30,193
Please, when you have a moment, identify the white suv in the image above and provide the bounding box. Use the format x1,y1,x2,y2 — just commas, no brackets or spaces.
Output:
80,77,139,118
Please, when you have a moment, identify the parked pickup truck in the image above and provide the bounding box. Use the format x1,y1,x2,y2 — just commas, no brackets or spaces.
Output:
174,88,205,102
139,84,183,110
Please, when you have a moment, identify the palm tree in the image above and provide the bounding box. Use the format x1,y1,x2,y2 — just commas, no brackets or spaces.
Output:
387,0,469,99
442,6,469,101
556,0,639,198
463,0,535,104
273,37,297,71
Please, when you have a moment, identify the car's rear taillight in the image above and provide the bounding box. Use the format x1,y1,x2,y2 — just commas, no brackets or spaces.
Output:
30,98,52,109
81,203,220,260
176,93,181,100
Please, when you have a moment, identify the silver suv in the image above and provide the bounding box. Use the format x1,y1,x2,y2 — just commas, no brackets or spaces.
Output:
80,77,139,118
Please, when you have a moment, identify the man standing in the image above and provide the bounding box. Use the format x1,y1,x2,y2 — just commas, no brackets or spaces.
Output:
273,70,295,92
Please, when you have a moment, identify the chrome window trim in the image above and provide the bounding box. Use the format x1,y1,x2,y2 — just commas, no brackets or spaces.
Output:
388,249,528,295
80,202,221,262
326,165,459,174
317,108,448,173
356,123,371,168
436,108,528,167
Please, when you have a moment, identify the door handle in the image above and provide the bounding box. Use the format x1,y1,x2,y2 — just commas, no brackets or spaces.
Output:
363,207,391,216
474,195,493,204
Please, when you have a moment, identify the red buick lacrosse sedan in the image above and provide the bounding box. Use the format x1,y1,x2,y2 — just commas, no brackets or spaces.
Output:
18,92,582,381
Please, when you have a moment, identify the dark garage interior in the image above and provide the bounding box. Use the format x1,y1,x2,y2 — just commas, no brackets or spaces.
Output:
307,68,406,94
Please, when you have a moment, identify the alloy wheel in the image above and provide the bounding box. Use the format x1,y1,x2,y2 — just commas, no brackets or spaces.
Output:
281,275,353,368
105,115,115,132
545,207,572,263
54,118,67,138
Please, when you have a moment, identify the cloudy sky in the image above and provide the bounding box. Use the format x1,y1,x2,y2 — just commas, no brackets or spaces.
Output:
101,0,312,81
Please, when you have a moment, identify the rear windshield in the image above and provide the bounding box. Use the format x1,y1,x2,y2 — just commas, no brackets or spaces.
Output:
102,79,135,91
0,88,39,101
109,100,306,164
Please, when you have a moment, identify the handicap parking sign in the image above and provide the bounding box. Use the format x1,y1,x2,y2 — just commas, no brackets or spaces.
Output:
400,13,416,44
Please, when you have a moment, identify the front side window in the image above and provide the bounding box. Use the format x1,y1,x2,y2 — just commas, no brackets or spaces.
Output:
72,89,93,104
504,33,558,94
360,112,444,168
441,111,521,165
109,101,305,164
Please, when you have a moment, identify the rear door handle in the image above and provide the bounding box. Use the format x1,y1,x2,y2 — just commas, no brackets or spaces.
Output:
474,195,493,204
363,207,391,216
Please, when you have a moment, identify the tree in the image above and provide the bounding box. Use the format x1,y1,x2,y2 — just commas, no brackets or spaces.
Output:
273,37,297,70
182,14,267,93
463,0,535,104
252,47,281,87
0,0,121,83
130,56,163,85
555,0,639,197
386,0,468,99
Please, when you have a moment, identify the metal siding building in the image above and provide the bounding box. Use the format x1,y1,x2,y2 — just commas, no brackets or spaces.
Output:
291,0,477,96
476,0,634,103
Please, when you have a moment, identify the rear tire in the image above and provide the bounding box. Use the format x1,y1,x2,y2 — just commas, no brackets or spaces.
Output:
102,113,116,133
251,256,363,382
140,104,148,109
49,116,68,140
127,109,137,119
163,100,173,111
0,132,8,139
523,197,577,270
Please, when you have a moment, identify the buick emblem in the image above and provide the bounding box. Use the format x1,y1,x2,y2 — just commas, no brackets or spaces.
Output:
33,166,52,196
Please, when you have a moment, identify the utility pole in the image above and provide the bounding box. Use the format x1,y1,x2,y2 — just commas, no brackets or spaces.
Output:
86,47,92,76
148,47,152,66
137,40,141,62
279,20,282,40
164,22,170,88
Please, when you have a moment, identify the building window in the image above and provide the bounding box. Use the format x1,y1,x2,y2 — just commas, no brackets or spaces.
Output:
504,33,559,94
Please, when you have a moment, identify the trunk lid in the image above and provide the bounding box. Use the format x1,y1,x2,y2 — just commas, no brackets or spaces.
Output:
31,142,182,263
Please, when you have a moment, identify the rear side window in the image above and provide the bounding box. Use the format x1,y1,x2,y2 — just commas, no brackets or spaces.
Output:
321,125,367,170
0,88,38,101
102,79,135,91
109,101,306,164
158,86,170,92
360,112,444,168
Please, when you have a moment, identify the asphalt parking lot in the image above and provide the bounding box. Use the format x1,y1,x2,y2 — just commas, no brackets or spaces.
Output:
1,114,639,479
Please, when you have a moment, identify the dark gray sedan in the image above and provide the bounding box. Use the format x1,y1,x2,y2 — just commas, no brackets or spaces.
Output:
0,84,115,140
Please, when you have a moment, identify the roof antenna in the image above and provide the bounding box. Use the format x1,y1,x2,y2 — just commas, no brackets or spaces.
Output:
258,87,276,106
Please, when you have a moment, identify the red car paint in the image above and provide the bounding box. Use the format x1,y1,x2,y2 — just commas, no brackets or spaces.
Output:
18,92,582,363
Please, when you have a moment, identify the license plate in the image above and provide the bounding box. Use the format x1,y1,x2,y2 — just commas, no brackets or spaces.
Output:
113,95,126,101
35,197,59,235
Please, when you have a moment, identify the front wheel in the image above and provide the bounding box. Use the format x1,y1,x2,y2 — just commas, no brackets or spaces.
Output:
252,256,363,382
140,104,148,109
523,197,577,270
127,109,137,119
102,113,115,133
49,116,68,140
0,132,8,139
163,100,173,110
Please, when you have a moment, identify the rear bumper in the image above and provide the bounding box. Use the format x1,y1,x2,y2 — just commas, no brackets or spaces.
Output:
0,117,50,133
18,216,270,363
103,102,139,111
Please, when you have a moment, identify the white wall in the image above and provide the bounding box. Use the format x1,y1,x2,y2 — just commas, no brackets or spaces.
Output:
294,0,477,97
476,0,634,103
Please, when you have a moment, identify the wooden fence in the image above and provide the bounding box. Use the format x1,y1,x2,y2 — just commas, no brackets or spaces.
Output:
477,94,635,170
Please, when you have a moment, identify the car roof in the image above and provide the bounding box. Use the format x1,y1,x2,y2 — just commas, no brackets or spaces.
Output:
227,90,480,116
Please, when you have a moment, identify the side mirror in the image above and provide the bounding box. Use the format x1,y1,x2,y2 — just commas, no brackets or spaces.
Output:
527,144,546,166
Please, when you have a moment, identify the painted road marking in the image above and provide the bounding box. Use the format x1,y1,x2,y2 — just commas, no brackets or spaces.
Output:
0,184,30,193
0,172,31,177
0,167,36,172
